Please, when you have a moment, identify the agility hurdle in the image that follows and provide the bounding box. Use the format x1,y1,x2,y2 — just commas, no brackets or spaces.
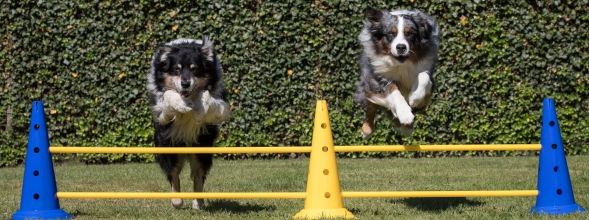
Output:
12,99,586,219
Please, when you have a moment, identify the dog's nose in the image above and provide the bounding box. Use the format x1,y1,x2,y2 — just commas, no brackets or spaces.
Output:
181,81,191,89
396,44,407,54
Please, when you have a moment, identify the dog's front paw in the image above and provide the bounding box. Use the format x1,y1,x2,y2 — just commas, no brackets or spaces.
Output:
409,71,433,108
408,89,426,108
190,92,209,123
393,102,414,125
164,90,193,113
199,90,211,113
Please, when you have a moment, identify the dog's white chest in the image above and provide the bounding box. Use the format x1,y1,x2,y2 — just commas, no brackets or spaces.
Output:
168,112,207,145
372,59,418,95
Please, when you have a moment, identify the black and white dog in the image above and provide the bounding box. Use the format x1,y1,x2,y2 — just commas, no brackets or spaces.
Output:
353,6,440,139
147,37,230,209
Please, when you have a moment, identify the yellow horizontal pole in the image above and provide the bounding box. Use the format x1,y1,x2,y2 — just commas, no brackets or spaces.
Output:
49,147,313,154
57,192,307,199
334,144,541,152
342,190,539,198
49,144,540,154
57,190,538,199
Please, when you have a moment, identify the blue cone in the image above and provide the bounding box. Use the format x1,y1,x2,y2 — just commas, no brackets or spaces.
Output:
530,98,586,215
12,101,72,220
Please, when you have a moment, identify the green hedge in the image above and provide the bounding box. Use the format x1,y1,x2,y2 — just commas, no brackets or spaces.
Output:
1,1,588,166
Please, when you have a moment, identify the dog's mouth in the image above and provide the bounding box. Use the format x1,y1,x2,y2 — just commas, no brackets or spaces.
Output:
180,90,192,98
392,55,409,63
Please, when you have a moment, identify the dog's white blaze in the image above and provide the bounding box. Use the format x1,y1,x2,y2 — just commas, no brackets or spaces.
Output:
391,15,409,57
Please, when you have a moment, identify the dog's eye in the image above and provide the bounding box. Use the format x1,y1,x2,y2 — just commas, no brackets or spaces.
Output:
173,66,181,72
386,33,394,41
404,27,413,36
190,65,198,72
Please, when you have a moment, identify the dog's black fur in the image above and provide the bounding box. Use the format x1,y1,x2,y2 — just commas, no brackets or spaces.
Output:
147,37,230,209
353,6,440,139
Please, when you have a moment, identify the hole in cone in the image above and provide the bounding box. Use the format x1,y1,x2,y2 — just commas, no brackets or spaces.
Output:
549,121,555,126
34,194,40,200
553,166,559,172
323,169,329,175
322,146,328,152
34,147,40,153
551,144,557,149
324,192,331,198
556,189,562,195
34,124,40,130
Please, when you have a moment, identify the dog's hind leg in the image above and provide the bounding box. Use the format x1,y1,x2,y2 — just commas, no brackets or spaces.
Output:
188,154,210,209
361,102,379,139
168,155,186,209
156,153,186,209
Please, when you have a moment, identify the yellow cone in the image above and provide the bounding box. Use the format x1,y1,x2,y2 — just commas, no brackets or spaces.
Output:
294,100,355,219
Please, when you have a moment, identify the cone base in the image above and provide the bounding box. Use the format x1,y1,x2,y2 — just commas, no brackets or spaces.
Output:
12,208,72,220
293,208,355,219
530,203,586,215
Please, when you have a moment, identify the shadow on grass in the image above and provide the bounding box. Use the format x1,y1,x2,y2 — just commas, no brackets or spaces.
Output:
391,197,485,213
204,199,276,214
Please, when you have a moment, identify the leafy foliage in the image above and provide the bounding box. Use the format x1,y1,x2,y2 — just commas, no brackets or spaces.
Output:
1,0,588,166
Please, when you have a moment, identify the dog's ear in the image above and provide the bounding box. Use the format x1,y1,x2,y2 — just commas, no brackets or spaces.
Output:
200,36,215,62
156,59,171,72
365,6,383,24
155,45,172,72
156,45,172,60
415,11,440,45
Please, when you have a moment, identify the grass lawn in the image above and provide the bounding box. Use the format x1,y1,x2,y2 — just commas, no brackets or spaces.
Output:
1,156,588,219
